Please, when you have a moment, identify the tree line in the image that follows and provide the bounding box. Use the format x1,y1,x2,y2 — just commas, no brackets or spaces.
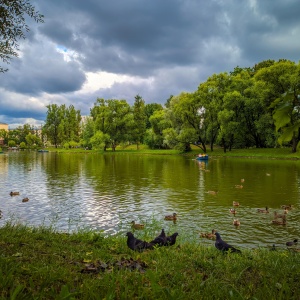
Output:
1,59,300,152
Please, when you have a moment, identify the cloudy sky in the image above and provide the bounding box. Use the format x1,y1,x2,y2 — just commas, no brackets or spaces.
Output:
1,0,300,128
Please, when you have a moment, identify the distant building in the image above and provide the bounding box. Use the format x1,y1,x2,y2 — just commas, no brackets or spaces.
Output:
0,123,8,145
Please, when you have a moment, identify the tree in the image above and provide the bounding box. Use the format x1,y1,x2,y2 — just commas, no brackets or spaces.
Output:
255,60,300,152
0,0,44,72
91,98,133,151
165,92,207,152
144,103,163,129
132,95,146,149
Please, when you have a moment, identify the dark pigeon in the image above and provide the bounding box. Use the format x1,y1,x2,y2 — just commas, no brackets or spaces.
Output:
215,232,241,253
286,239,298,247
165,232,179,246
126,232,154,252
150,229,167,246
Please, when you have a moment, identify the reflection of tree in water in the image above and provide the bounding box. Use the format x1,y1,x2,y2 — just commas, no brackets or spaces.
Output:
41,153,84,198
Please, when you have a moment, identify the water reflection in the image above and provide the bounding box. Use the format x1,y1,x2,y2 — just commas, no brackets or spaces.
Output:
0,152,299,250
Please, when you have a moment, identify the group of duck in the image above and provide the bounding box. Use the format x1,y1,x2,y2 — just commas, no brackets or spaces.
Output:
9,191,29,202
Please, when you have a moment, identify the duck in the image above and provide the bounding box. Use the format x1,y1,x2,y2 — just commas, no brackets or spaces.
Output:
274,210,287,219
233,219,240,226
229,208,237,214
131,221,144,229
233,201,240,206
207,190,218,195
272,215,287,225
22,197,29,203
200,229,216,239
235,185,243,189
164,213,177,221
10,191,20,196
280,204,292,210
257,207,269,213
240,179,245,183
286,239,298,247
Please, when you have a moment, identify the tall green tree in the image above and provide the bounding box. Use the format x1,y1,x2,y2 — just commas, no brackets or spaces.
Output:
255,60,300,152
43,104,63,148
132,95,146,149
91,98,133,151
0,0,44,72
164,92,206,152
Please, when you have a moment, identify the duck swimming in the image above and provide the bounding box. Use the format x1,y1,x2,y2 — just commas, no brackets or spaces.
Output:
164,213,177,221
257,207,269,213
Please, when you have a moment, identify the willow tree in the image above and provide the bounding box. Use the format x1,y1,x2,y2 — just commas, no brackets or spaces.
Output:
255,60,300,152
164,92,206,152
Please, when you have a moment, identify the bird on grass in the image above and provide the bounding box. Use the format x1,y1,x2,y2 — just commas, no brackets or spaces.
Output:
150,229,167,246
257,207,269,213
215,232,241,253
164,213,177,221
131,221,145,229
165,232,179,246
126,232,154,252
286,239,298,247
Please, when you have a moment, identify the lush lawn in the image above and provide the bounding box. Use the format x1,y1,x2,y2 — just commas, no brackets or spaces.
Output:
0,223,299,299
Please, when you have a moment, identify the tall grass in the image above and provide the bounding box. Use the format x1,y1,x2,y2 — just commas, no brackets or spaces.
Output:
0,222,299,299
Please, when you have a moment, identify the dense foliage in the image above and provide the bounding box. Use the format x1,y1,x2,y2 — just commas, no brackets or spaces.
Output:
3,59,300,153
0,0,44,72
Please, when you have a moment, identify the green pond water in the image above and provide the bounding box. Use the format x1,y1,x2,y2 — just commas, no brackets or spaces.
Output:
0,151,299,250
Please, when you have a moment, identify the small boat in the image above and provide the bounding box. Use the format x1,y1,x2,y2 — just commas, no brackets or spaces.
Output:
38,149,49,153
196,154,209,161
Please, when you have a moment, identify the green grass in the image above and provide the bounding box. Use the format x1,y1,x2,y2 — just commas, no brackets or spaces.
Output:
0,223,299,299
47,144,300,160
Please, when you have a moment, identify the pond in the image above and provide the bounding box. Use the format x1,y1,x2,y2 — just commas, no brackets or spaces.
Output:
0,151,299,250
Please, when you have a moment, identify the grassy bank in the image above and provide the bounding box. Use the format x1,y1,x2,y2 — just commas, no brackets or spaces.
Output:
0,223,299,299
47,144,300,160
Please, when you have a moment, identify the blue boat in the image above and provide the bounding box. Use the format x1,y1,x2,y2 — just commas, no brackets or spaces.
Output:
196,154,209,161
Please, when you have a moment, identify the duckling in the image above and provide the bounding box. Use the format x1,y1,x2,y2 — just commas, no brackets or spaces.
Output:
229,208,237,214
233,201,240,206
286,239,298,247
235,185,243,189
10,191,20,196
200,229,216,239
257,206,269,213
240,178,245,183
22,197,29,202
233,219,240,226
272,215,287,225
131,221,144,229
164,213,177,221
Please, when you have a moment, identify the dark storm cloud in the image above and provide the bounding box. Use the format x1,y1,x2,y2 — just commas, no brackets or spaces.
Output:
1,0,300,126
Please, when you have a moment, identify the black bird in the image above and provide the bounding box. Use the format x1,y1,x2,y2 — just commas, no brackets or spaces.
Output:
286,239,298,247
165,232,179,246
214,232,241,253
126,232,154,252
150,229,167,246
